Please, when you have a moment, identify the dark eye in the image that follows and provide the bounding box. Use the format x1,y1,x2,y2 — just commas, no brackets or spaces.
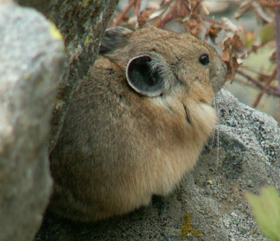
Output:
199,54,209,66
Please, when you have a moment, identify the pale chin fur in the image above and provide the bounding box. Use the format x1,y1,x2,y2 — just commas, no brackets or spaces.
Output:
147,97,217,194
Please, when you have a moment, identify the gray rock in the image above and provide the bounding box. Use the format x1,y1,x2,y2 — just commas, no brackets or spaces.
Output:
17,0,119,153
35,89,280,240
0,2,64,241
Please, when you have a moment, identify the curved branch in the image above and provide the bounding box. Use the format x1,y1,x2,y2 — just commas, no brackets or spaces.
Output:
236,69,280,97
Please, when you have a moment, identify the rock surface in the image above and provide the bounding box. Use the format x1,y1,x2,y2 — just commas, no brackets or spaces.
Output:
17,0,119,153
0,2,64,241
35,89,280,241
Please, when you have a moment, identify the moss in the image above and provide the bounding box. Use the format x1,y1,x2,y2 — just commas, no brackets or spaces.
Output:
84,30,94,46
179,214,202,238
61,0,68,5
82,0,90,8
82,19,90,28
84,34,91,46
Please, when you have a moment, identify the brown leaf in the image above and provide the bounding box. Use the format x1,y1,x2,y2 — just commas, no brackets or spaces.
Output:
222,37,232,62
143,1,176,28
221,18,248,82
182,18,201,38
221,17,239,33
232,34,247,55
137,8,158,28
205,24,223,43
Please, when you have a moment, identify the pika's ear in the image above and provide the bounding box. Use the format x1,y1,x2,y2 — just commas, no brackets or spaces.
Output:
126,53,170,97
100,26,133,54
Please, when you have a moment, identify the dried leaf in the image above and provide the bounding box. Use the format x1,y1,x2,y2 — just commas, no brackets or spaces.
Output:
205,24,223,43
221,18,247,82
221,17,239,33
149,6,167,20
222,38,232,62
232,34,248,56
138,8,158,28
183,18,201,38
145,1,176,27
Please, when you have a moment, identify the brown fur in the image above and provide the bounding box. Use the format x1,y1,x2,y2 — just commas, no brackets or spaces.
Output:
49,25,227,222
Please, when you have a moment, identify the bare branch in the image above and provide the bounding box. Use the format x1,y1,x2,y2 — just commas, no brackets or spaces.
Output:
236,69,280,97
113,0,136,27
251,68,277,107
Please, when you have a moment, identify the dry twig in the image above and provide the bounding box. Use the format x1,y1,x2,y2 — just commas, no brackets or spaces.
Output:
237,69,280,97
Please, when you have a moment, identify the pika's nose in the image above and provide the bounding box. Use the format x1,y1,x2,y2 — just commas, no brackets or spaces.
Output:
218,61,227,75
212,62,227,93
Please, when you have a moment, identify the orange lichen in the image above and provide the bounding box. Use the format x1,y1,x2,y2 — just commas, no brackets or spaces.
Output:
179,214,202,238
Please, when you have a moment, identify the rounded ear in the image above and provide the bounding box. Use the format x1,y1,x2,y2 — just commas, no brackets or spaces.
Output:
126,53,168,97
100,27,132,54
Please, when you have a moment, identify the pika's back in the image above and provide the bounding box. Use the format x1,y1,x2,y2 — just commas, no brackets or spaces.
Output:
49,25,227,222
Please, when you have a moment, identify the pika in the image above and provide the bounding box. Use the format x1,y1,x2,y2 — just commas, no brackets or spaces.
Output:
49,25,227,222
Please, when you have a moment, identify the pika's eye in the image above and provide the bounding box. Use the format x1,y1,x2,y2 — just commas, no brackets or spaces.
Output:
199,54,209,66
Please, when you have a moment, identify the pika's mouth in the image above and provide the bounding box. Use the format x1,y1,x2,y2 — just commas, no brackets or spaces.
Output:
182,103,191,125
212,63,227,93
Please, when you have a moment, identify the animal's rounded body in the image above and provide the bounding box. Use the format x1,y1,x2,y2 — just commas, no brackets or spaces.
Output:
49,25,227,222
